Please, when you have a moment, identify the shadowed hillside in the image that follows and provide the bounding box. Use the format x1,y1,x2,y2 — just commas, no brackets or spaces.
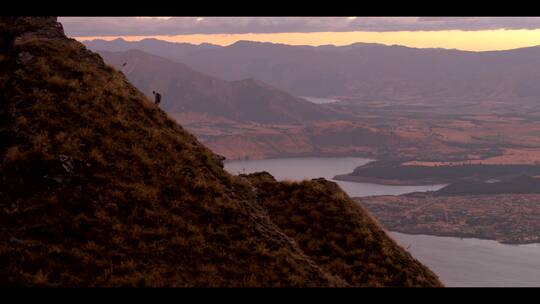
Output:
245,172,442,286
97,49,343,124
0,17,441,287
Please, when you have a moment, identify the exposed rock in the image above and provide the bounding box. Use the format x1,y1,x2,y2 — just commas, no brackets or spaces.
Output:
16,51,33,65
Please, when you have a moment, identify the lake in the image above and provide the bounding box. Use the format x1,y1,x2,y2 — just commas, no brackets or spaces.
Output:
390,232,540,287
225,157,444,197
300,96,340,104
225,156,540,287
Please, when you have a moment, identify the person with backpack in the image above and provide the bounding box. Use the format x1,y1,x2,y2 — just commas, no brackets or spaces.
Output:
152,91,162,106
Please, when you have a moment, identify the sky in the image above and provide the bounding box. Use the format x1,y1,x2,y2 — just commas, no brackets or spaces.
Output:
59,17,540,52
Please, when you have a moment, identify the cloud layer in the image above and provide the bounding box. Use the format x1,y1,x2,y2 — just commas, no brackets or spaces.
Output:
59,17,540,36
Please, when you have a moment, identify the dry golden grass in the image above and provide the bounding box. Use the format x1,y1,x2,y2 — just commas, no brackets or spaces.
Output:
0,17,441,287
245,172,442,287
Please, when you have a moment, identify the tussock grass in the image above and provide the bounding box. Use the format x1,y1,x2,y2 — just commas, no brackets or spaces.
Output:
0,17,442,287
245,173,443,287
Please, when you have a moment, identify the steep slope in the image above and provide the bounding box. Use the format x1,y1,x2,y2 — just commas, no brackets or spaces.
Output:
0,17,441,287
88,39,540,102
0,16,342,287
97,49,342,124
245,172,443,287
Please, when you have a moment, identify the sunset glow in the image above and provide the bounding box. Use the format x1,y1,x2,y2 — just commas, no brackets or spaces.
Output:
74,28,540,52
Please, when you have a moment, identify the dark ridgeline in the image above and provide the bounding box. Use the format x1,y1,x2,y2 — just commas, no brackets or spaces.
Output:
0,17,442,287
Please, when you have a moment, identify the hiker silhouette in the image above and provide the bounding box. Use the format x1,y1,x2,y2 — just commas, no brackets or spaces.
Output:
152,91,161,106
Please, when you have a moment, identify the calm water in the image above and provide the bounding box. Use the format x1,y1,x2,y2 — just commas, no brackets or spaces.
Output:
390,232,540,287
225,157,444,197
300,96,340,104
225,156,540,287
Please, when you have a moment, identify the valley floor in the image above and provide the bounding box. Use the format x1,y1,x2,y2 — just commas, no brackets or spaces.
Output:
358,193,540,244
177,97,540,166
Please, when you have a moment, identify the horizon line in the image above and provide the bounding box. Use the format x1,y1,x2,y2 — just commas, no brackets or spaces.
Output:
72,29,540,52
73,34,540,53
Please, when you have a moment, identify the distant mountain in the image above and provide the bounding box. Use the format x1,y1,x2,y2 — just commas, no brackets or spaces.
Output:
0,17,442,287
98,49,343,124
84,38,219,62
86,39,540,102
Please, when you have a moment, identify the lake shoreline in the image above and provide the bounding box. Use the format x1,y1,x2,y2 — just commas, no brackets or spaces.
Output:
387,229,540,245
334,174,449,186
359,192,540,245
226,156,540,287
222,151,377,162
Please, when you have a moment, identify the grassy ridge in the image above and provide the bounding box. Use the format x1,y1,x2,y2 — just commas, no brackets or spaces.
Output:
246,172,442,287
0,17,441,287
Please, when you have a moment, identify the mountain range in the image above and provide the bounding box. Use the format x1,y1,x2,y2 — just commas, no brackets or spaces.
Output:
98,49,342,124
86,38,540,102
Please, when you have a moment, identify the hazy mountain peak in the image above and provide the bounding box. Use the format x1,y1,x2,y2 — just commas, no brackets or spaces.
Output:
98,49,345,124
